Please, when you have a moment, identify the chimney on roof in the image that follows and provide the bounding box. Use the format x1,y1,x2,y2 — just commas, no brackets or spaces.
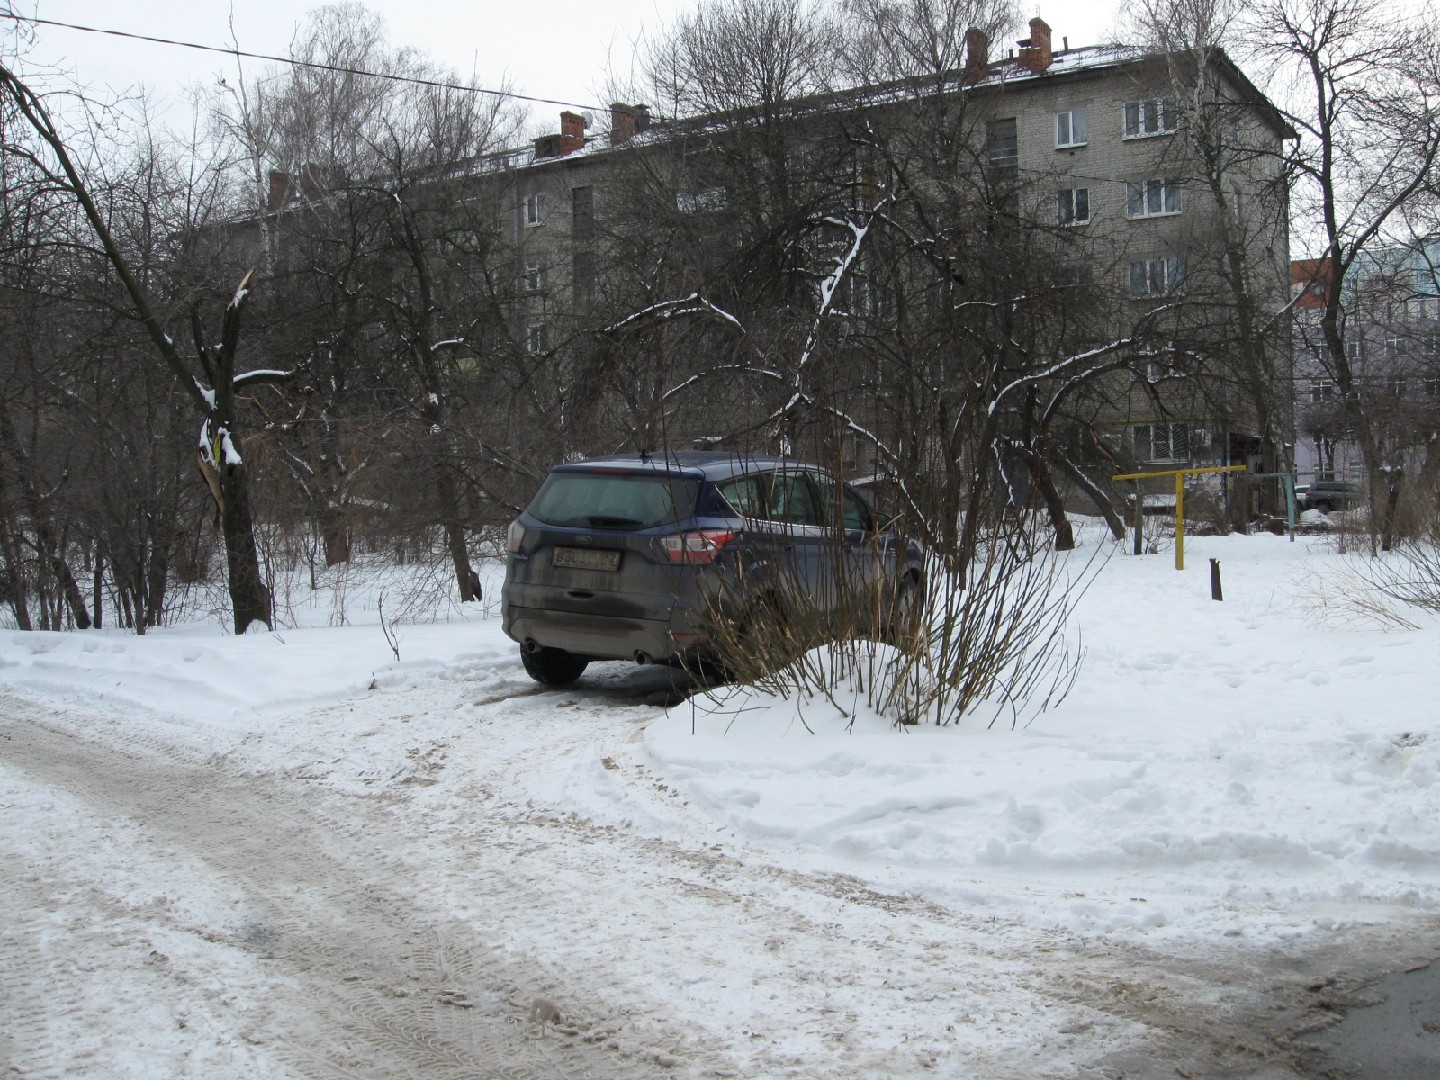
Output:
1018,17,1053,74
558,111,586,155
534,112,588,159
610,102,637,144
634,104,652,133
299,163,338,200
268,170,291,212
963,28,989,85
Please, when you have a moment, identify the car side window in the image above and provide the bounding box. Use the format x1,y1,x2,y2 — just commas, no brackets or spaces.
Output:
811,473,874,532
760,470,824,526
841,486,875,532
717,475,762,518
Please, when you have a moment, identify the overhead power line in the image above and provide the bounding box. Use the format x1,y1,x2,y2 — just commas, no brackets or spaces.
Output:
0,11,601,112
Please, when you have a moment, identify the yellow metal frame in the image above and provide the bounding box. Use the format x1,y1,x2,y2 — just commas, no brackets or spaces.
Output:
1111,465,1247,570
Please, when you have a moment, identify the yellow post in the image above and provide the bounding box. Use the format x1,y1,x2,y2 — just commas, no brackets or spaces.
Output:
1175,472,1185,570
1110,464,1247,571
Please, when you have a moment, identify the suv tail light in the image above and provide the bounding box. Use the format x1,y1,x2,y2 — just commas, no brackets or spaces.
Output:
506,520,526,553
660,528,735,564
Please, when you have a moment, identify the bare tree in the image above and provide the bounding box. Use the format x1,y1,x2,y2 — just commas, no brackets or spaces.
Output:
1126,0,1299,516
210,3,524,599
1249,0,1440,547
0,63,285,633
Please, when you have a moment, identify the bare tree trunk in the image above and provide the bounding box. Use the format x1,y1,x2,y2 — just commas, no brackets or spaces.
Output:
1027,453,1075,551
0,63,285,633
0,402,90,629
391,192,481,602
320,501,354,568
0,460,31,630
1051,453,1126,541
218,458,272,633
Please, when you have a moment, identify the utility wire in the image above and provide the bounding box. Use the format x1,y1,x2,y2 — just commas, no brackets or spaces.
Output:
0,11,602,112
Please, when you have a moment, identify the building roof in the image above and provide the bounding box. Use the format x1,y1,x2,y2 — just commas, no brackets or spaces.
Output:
505,38,1294,174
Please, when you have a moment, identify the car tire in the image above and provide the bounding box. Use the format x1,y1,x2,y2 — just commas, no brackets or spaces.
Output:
520,645,588,687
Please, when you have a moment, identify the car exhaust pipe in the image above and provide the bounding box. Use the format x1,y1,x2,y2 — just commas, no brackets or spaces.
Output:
634,650,652,665
523,638,542,654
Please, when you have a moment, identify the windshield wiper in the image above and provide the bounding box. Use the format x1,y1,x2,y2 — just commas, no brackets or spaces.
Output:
586,515,644,528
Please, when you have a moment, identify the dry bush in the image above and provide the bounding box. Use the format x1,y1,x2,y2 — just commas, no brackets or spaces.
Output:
1352,503,1440,616
693,518,1097,728
1296,563,1422,631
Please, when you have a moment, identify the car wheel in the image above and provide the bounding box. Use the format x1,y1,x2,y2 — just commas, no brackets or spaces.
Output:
520,645,588,687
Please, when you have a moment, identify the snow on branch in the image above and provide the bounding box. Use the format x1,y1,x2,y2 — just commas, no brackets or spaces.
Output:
796,203,885,376
604,293,744,335
198,419,244,467
233,368,294,390
661,361,784,401
989,337,1138,417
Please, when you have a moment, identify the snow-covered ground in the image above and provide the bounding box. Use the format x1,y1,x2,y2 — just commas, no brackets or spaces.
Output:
2,525,1438,1078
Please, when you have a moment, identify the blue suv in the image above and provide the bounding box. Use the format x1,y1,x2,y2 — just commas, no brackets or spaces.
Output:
502,451,923,686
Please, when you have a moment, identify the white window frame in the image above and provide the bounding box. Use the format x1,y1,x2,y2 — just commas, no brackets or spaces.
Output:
1129,256,1185,298
1123,97,1179,138
524,192,546,227
526,323,546,354
1126,178,1181,218
1055,108,1087,148
524,261,545,292
1057,186,1090,226
1134,422,1188,463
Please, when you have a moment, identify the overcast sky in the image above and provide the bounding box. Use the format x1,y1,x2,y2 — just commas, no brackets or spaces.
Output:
13,1,1122,131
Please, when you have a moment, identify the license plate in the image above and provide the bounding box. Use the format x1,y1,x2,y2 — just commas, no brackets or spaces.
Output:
552,546,620,571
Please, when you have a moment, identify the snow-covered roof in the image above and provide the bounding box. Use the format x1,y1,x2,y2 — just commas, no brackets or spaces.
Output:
498,42,1287,178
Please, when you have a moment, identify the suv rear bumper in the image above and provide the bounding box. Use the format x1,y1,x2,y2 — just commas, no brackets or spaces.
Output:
504,605,703,663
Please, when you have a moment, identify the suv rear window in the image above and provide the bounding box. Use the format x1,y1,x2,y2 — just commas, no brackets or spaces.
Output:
529,471,700,528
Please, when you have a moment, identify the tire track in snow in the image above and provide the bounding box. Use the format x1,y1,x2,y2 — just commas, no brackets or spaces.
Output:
0,709,708,1079
6,688,1435,1079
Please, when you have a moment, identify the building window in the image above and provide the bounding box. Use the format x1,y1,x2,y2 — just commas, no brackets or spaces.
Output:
571,185,593,242
1129,256,1185,297
1134,422,1188,462
1310,380,1335,404
986,117,1018,177
524,262,545,292
1384,336,1406,362
1126,178,1181,218
676,187,727,214
1057,187,1090,225
573,250,595,305
1055,108,1087,148
524,192,545,226
1124,97,1178,138
526,323,546,354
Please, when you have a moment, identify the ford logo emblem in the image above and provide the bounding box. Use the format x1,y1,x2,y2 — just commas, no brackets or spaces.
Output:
576,535,592,544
